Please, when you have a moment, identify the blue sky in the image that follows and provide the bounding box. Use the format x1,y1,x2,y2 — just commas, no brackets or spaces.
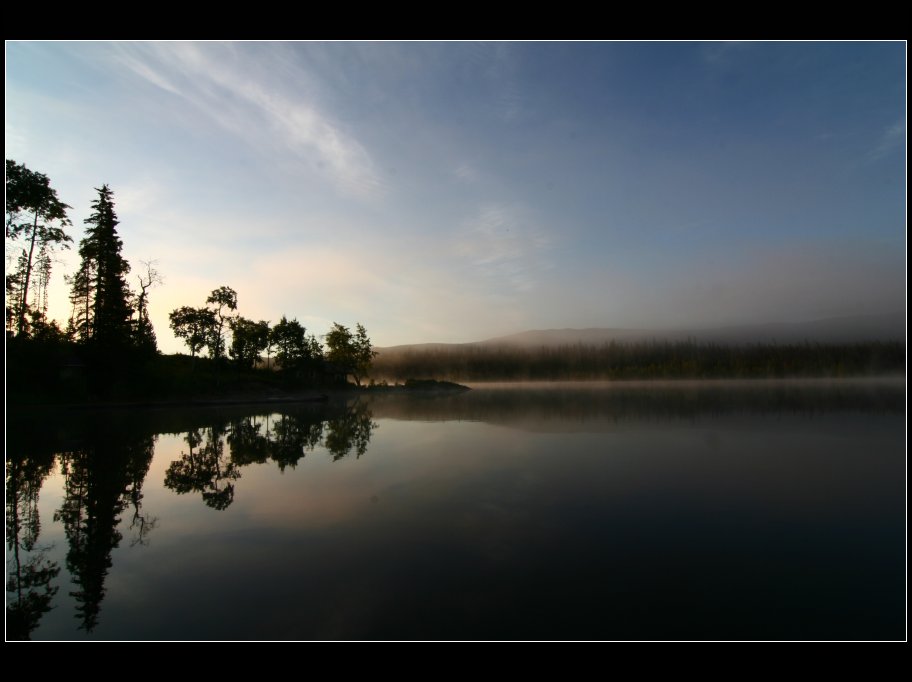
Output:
5,41,906,353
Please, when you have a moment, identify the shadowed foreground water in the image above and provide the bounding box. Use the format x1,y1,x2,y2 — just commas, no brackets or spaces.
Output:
6,380,905,640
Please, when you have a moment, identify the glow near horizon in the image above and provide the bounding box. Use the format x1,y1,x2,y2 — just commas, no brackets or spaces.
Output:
5,41,906,354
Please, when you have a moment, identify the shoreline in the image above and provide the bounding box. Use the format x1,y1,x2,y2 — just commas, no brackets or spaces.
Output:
7,375,903,412
7,389,341,413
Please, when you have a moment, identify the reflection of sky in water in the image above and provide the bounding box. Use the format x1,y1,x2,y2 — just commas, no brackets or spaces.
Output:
14,385,906,640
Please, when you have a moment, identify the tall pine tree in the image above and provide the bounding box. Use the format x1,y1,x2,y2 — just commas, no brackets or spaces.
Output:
69,185,133,349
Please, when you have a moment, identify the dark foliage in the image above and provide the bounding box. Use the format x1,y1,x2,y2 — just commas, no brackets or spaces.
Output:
5,159,72,337
69,185,134,350
373,340,906,382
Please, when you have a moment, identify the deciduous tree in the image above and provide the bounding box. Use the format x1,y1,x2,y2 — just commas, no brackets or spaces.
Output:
270,315,323,374
169,306,217,359
132,259,162,354
229,317,270,369
325,322,377,386
205,286,238,360
5,160,72,336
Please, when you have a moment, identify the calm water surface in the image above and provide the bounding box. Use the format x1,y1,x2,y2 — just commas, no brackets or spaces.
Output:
6,380,906,640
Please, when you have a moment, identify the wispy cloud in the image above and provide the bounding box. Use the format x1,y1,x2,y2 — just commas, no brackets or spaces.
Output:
4,120,29,159
701,41,753,66
868,120,905,161
480,43,525,123
114,180,166,218
454,203,552,293
117,51,182,95
453,162,479,183
114,43,384,199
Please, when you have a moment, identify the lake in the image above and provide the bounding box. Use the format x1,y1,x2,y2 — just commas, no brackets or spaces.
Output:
6,379,906,640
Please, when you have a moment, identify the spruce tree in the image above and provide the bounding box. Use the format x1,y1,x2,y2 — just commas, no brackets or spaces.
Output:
69,185,133,349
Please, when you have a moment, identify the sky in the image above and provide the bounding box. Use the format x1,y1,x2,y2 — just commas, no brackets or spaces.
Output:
5,41,906,354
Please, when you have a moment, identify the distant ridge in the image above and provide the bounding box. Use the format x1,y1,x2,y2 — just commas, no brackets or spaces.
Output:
377,312,905,353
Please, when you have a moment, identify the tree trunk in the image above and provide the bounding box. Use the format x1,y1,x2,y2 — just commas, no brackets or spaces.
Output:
17,212,39,335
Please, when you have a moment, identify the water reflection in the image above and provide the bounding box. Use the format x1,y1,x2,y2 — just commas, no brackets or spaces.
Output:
164,402,379,509
165,426,240,510
6,399,380,637
4,383,904,639
6,451,60,640
324,402,377,461
227,412,323,470
6,420,159,637
53,433,155,632
367,379,905,426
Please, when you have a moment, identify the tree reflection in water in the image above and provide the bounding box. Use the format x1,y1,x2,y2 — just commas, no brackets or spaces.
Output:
165,401,378,510
6,451,60,640
165,426,240,511
6,385,904,639
53,434,155,632
269,413,325,470
7,400,377,636
323,402,377,461
226,413,322,471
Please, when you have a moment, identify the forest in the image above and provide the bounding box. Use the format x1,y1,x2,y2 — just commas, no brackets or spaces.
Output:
372,339,905,382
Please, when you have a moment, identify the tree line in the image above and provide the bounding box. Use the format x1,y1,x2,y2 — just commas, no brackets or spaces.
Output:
372,339,906,382
168,286,376,386
6,159,377,400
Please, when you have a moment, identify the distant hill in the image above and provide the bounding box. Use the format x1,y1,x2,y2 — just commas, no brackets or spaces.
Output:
377,313,905,354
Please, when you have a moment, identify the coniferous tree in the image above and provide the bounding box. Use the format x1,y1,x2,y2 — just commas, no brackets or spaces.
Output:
31,244,52,316
5,250,29,335
69,185,133,349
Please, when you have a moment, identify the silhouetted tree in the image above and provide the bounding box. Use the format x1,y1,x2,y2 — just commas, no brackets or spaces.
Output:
5,159,72,336
271,315,305,367
132,259,162,354
206,286,238,361
25,309,68,344
7,242,55,333
169,306,217,359
325,322,377,386
5,250,29,334
230,317,270,369
270,315,323,378
33,245,52,314
68,185,133,349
